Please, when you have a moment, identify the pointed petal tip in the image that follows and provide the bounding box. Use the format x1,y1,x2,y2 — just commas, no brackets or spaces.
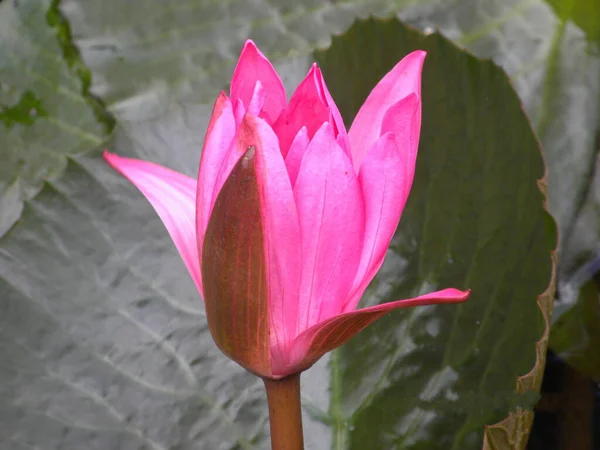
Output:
103,149,116,162
411,49,427,60
240,39,266,60
403,287,471,305
309,120,337,148
243,39,257,49
319,120,334,136
103,151,143,173
231,39,285,124
403,50,427,90
301,63,322,91
103,150,128,174
402,50,427,69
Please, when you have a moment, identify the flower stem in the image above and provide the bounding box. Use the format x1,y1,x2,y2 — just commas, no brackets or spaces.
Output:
263,374,304,450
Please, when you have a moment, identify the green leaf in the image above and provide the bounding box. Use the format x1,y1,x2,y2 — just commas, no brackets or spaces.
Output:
399,0,599,262
550,279,600,380
315,18,556,449
529,0,600,387
0,0,113,233
545,0,600,44
550,121,600,378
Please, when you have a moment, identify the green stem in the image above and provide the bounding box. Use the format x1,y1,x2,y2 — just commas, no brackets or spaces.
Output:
329,350,347,450
263,374,304,450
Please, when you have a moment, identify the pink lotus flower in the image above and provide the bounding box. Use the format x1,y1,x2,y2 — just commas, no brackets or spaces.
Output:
104,40,469,379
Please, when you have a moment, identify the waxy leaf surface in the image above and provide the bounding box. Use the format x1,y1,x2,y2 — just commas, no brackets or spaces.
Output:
0,0,573,448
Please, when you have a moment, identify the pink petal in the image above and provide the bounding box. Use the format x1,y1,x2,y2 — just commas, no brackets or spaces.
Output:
348,50,426,170
272,64,330,157
314,65,350,155
236,114,302,373
230,40,286,125
103,151,202,294
196,92,236,274
346,94,421,312
293,122,365,337
233,98,245,125
381,93,421,189
285,288,470,375
284,126,310,188
246,81,266,117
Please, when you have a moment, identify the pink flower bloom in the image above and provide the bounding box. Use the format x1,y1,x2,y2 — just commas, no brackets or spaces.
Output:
104,40,469,379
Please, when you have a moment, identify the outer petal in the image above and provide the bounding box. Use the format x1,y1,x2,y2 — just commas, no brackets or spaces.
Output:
348,50,426,170
284,288,470,376
196,92,236,279
346,94,420,312
272,64,329,157
236,114,302,375
293,122,365,336
103,151,202,293
230,40,286,125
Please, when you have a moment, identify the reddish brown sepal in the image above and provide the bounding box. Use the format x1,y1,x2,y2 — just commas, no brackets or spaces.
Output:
201,145,271,377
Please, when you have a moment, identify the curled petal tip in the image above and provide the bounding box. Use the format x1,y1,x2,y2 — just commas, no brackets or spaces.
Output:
432,288,471,304
457,289,471,300
419,287,470,303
